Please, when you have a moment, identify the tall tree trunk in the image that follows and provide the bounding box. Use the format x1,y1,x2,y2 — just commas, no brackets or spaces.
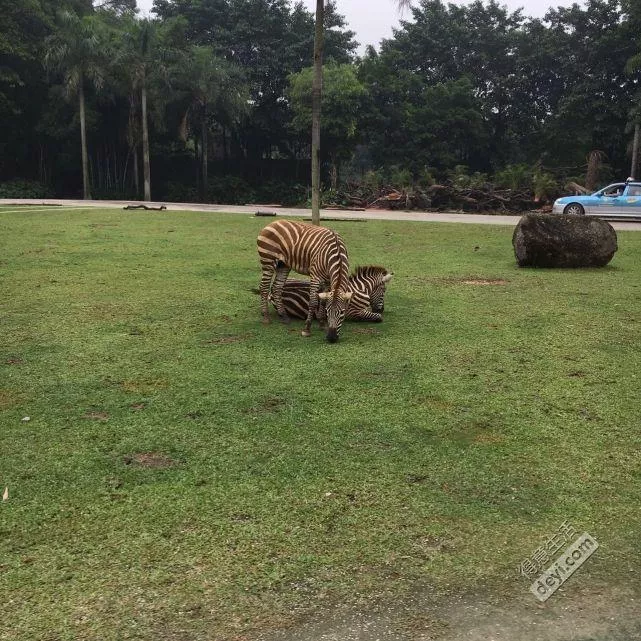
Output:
195,133,200,197
201,110,208,202
222,125,228,161
133,146,140,197
330,155,338,190
78,80,92,200
39,145,47,184
311,0,324,225
631,123,640,180
141,74,151,201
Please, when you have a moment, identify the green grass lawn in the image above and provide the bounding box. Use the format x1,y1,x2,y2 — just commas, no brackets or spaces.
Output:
1,209,640,640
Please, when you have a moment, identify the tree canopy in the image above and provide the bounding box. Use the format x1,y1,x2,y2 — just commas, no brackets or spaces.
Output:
1,0,640,201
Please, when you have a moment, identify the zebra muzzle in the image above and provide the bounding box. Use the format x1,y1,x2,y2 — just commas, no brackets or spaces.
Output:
326,328,339,343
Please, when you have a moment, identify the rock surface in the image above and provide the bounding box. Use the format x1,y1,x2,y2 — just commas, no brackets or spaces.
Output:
513,213,618,267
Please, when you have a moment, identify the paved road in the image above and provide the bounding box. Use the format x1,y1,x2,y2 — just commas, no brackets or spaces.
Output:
2,198,641,230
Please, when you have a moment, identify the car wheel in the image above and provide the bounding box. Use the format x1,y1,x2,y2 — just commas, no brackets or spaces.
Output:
564,203,585,216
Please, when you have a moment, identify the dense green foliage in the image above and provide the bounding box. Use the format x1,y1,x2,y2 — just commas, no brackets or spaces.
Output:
2,208,640,638
1,0,640,201
359,0,639,178
289,62,367,186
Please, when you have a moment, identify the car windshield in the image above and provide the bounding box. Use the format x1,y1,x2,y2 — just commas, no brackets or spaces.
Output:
593,184,625,196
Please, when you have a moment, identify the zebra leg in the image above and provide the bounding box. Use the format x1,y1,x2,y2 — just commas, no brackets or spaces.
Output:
259,267,274,324
272,264,291,324
316,296,328,329
350,308,383,323
302,280,320,337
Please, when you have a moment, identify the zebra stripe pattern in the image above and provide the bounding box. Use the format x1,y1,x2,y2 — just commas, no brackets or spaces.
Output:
346,265,393,316
273,266,393,323
257,220,351,342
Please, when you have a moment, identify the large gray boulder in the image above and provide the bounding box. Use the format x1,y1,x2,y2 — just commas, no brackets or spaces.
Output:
513,213,617,268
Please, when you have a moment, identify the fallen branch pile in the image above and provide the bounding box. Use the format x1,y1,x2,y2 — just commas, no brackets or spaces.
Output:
325,182,542,213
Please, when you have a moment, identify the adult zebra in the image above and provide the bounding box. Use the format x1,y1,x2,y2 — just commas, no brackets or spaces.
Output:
257,220,352,342
272,266,393,323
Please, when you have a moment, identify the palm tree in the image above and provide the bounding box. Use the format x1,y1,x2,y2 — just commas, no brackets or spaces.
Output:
44,10,107,200
114,18,157,201
310,1,411,224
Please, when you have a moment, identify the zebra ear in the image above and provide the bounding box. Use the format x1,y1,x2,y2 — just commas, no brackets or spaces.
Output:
382,273,393,283
318,292,331,300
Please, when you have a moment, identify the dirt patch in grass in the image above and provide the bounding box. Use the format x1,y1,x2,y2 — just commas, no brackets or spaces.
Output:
129,402,146,411
411,535,454,557
83,410,109,421
246,396,288,414
407,276,509,287
4,356,23,365
460,278,509,286
351,327,382,335
473,432,505,444
204,332,253,345
230,512,253,522
124,452,177,469
448,420,500,443
84,303,132,320
258,581,641,641
20,246,56,256
0,390,21,409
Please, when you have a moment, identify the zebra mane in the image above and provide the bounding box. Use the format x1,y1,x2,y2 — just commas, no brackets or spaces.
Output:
330,231,348,296
350,265,390,280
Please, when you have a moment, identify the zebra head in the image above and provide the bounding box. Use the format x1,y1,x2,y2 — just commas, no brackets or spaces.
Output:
350,266,394,313
318,290,353,342
370,272,393,313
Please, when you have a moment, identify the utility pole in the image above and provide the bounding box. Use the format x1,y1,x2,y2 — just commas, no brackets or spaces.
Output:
631,123,640,180
310,0,324,225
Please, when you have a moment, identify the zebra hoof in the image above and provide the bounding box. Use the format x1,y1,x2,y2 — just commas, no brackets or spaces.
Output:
261,316,271,325
301,329,311,338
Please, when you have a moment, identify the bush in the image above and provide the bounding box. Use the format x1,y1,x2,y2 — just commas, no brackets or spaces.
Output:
157,177,308,207
417,167,436,188
162,182,199,203
362,170,383,191
532,171,559,201
254,180,308,206
447,165,488,189
494,164,532,190
0,180,53,199
206,176,256,205
389,167,413,188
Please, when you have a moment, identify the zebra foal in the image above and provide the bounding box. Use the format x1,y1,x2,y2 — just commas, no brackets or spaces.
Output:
256,220,352,342
273,266,393,323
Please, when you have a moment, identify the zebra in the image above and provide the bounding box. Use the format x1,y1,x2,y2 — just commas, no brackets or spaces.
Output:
257,219,352,342
272,266,393,323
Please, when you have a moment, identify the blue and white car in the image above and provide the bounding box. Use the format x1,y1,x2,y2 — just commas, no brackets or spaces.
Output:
552,181,641,219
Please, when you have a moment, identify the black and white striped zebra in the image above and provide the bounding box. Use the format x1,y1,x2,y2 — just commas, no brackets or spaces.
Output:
257,219,351,342
272,266,393,323
347,265,393,316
